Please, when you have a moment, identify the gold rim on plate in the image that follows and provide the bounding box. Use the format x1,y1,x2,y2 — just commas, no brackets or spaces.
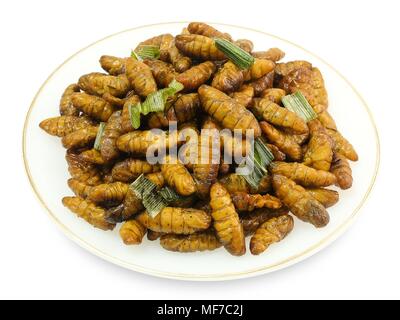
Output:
22,22,380,281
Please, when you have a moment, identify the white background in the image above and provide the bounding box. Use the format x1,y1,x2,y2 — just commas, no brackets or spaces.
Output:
1,0,399,300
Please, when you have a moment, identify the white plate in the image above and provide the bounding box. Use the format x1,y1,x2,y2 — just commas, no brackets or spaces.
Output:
23,22,380,281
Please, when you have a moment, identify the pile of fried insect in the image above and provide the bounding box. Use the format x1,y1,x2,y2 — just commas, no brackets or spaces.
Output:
40,22,358,256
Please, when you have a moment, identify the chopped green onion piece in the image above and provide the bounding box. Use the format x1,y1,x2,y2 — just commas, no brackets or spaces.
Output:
130,174,157,199
135,45,160,60
214,38,255,70
254,138,274,170
143,193,167,218
128,102,142,129
167,79,184,93
141,91,166,115
158,186,181,203
130,50,142,61
93,122,106,150
282,91,317,122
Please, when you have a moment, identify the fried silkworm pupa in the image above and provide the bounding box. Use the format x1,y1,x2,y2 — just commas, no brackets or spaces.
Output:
87,181,129,207
326,129,359,162
99,55,126,75
144,59,177,88
199,85,261,137
72,93,114,122
111,158,160,183
267,143,286,161
147,230,162,241
241,207,289,237
59,84,80,116
62,196,115,231
78,72,130,98
136,207,211,234
68,178,92,199
117,130,178,155
170,93,201,123
330,153,353,189
160,231,222,253
303,119,333,171
168,44,192,72
307,188,339,208
230,85,254,108
243,59,275,81
231,192,282,212
210,183,246,256
119,220,147,245
176,61,216,91
234,39,254,53
39,115,94,137
250,214,294,255
252,98,309,134
136,33,174,61
61,125,98,149
314,104,337,130
252,48,286,62
272,175,330,228
275,60,313,77
211,61,244,94
249,70,275,96
219,173,271,195
100,111,123,162
120,94,141,133
175,34,226,61
79,149,106,165
161,155,196,196
187,22,232,41
260,88,286,104
269,161,337,187
125,57,158,98
65,151,102,186
260,121,302,161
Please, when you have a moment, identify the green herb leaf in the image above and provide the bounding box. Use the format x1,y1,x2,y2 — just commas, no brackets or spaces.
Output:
130,174,157,199
135,45,160,60
128,102,142,129
143,193,167,218
93,122,106,151
158,186,181,203
282,91,317,122
214,38,255,70
130,50,142,61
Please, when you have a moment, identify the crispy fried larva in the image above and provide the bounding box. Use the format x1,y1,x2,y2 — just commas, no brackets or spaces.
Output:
79,149,106,165
168,43,192,72
269,161,337,187
314,104,337,130
235,39,254,53
39,115,94,137
326,129,358,161
62,196,115,230
136,207,211,234
171,93,201,123
59,84,80,116
252,48,286,62
87,181,129,206
147,230,162,241
219,173,250,194
145,171,165,187
210,183,246,256
307,188,339,208
260,88,286,104
272,175,330,228
267,143,286,161
303,120,333,171
176,61,216,91
249,70,275,96
275,60,312,77
61,125,98,149
162,155,196,196
65,152,102,186
117,130,178,155
175,34,226,61
330,153,353,189
72,93,114,122
100,111,123,162
230,85,254,108
252,98,309,134
125,57,157,98
144,59,177,88
136,33,174,61
241,207,289,237
67,178,92,199
111,158,160,183
243,59,275,81
260,121,302,161
120,95,141,133
160,231,222,253
119,220,147,245
187,22,232,41
231,192,282,212
250,214,294,255
78,72,130,98
101,92,126,107
211,61,244,94
99,55,126,75
199,85,261,137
